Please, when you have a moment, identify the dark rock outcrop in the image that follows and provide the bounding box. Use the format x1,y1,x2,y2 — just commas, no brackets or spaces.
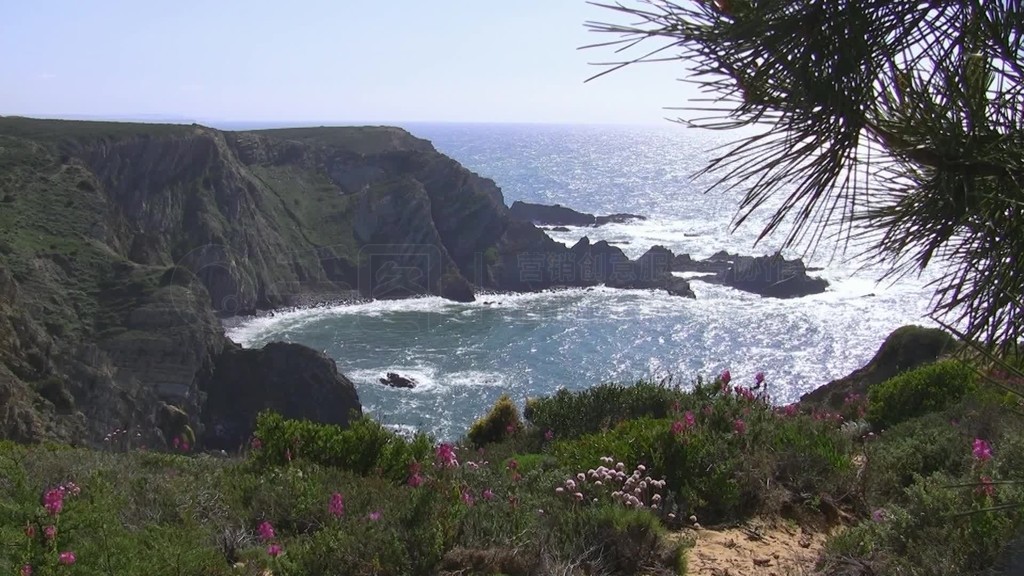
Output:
509,201,596,226
674,251,828,298
202,342,362,450
508,201,646,227
379,372,417,389
800,325,958,410
595,213,646,226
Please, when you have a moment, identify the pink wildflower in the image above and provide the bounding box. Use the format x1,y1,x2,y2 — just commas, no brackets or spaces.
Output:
670,420,684,435
755,371,765,386
58,551,75,565
44,525,56,540
721,370,732,386
367,510,382,521
482,488,495,501
257,521,275,541
435,443,458,468
180,440,190,452
267,543,283,557
507,458,518,471
461,488,475,506
408,473,424,488
684,410,696,428
43,488,64,516
544,429,554,441
172,436,180,449
250,437,262,450
733,418,747,435
328,492,344,518
20,564,31,576
871,509,887,522
973,438,993,461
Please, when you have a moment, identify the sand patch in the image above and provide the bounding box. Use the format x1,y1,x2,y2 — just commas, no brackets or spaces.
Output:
673,519,828,576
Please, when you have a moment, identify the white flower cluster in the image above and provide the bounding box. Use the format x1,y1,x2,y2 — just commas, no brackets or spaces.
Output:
556,456,668,512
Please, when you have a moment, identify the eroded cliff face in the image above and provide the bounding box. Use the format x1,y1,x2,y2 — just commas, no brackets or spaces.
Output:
0,117,691,447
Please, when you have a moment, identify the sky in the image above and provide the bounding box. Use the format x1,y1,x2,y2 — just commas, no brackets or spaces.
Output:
0,1,701,125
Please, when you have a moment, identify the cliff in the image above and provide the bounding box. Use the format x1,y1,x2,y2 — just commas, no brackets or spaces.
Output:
0,116,692,447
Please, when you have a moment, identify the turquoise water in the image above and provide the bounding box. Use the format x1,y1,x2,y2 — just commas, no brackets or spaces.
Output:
227,123,942,439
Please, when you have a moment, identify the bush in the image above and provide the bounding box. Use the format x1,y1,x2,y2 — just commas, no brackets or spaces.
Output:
867,359,977,430
822,472,1024,576
251,411,433,483
467,394,524,448
524,381,693,439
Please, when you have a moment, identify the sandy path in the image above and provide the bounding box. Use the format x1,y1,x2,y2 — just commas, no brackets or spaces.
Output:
673,519,828,576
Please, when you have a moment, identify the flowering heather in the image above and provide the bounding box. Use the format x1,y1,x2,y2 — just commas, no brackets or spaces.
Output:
435,443,458,468
257,521,275,541
328,492,344,518
733,419,747,435
43,488,63,516
973,438,993,461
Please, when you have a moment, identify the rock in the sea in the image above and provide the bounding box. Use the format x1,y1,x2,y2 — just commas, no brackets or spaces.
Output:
594,213,647,226
201,342,362,450
509,201,596,226
800,325,957,410
604,245,696,298
379,372,417,389
508,201,645,227
714,253,828,298
676,251,828,298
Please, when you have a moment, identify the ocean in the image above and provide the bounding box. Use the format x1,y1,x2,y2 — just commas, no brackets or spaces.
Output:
224,122,943,439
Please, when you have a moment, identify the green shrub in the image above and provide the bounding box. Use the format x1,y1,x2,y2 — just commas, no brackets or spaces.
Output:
867,359,977,429
822,472,1024,576
251,411,433,483
525,381,693,439
467,394,524,448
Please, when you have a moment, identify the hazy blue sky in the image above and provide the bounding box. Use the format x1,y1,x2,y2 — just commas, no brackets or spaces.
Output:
0,1,700,125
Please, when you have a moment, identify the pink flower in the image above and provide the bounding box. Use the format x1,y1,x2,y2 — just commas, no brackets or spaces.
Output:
507,459,518,471
24,523,35,538
720,370,732,386
58,551,75,565
250,437,262,450
267,543,283,557
684,410,696,428
670,420,684,435
973,439,993,461
871,509,887,522
408,473,424,488
44,525,56,540
755,372,765,385
461,488,475,506
180,440,190,452
977,476,996,497
172,436,180,449
20,564,31,576
367,510,382,521
435,443,458,468
733,419,747,435
257,521,275,541
43,488,64,516
544,429,555,441
328,492,344,518
482,488,495,501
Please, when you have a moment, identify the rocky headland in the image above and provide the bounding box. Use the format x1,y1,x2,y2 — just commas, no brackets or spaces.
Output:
0,117,699,449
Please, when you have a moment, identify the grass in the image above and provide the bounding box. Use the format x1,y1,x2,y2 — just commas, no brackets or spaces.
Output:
6,363,1020,575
